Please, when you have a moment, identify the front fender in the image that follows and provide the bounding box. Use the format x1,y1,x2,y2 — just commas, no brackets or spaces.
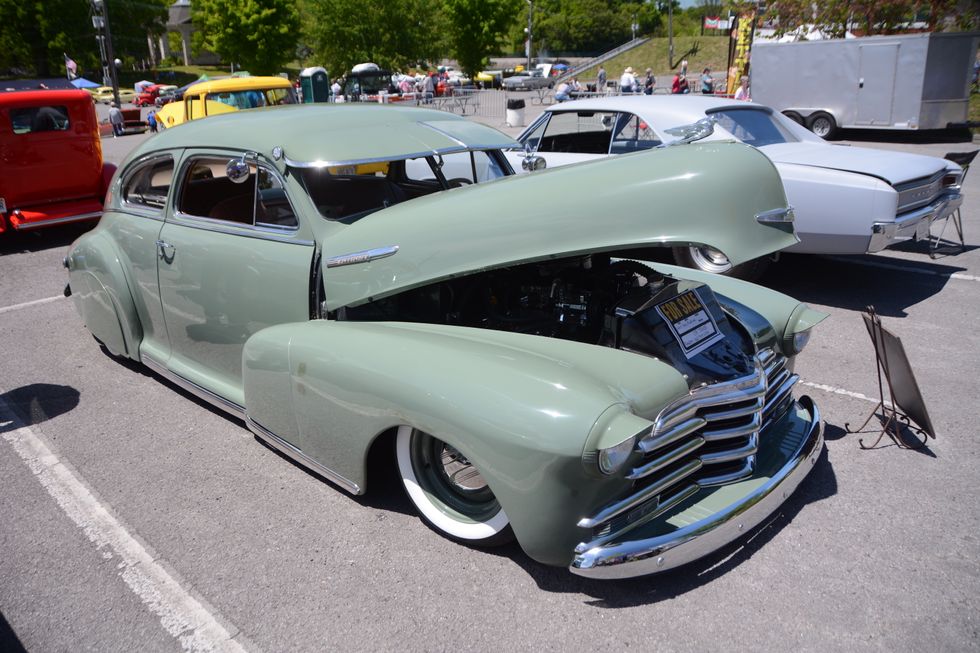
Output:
242,319,690,565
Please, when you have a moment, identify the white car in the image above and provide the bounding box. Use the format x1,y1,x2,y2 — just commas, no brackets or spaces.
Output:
510,95,964,277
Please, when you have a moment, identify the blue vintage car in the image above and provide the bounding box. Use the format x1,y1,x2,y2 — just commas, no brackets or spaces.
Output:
65,104,825,578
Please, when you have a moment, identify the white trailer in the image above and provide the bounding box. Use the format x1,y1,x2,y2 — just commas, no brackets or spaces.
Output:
751,32,979,138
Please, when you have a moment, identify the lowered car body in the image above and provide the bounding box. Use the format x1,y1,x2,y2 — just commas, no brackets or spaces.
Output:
65,104,825,578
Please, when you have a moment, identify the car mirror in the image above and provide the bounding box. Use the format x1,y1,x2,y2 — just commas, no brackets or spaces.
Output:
522,155,546,172
227,153,258,184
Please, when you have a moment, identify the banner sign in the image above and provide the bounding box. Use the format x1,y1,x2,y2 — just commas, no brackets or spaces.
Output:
726,10,755,95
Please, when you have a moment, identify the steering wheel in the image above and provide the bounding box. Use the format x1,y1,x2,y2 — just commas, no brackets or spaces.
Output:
447,177,472,188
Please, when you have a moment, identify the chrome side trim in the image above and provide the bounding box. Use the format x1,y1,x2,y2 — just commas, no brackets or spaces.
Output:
245,415,361,495
12,211,103,230
170,211,313,246
755,206,794,224
326,245,400,268
570,395,823,579
142,355,245,419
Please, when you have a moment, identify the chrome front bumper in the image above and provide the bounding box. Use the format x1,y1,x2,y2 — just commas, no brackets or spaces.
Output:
569,395,823,579
868,192,962,253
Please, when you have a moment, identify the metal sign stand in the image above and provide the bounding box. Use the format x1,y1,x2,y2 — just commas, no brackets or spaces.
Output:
845,307,930,449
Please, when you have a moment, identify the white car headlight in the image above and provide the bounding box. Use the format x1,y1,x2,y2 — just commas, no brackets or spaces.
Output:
597,435,637,475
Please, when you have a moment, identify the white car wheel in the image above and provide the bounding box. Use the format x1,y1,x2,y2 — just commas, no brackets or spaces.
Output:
396,425,513,546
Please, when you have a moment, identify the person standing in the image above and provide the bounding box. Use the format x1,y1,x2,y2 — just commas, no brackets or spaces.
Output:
596,65,606,93
643,68,655,95
108,102,124,138
619,67,637,94
331,78,342,101
734,75,751,101
147,109,157,133
700,68,714,94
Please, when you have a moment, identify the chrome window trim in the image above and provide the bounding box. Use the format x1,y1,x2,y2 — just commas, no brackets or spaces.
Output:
169,211,314,246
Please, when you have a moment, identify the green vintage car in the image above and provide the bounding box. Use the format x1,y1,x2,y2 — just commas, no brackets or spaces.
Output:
65,104,826,578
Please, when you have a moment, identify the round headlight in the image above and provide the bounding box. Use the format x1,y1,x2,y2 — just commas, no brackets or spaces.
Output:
789,329,811,355
597,435,636,475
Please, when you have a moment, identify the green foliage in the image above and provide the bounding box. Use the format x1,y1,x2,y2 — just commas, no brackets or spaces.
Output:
765,0,978,37
0,0,168,78
444,0,521,76
523,0,661,54
578,34,729,79
192,0,300,74
302,0,444,74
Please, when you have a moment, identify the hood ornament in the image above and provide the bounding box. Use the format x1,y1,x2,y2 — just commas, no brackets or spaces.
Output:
662,117,716,146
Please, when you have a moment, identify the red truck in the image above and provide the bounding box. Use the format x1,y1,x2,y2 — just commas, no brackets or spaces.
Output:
0,89,115,233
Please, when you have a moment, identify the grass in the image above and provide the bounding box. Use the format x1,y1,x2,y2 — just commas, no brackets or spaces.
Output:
574,35,731,83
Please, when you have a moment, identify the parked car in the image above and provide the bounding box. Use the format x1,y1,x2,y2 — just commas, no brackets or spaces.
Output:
155,76,296,129
510,95,964,277
88,86,135,104
154,85,180,107
502,69,555,91
134,83,166,106
65,104,824,578
0,90,115,233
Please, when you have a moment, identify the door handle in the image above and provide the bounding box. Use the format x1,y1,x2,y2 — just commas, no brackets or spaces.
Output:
155,239,175,262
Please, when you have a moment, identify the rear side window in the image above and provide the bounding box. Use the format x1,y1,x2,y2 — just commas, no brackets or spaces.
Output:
534,111,618,155
10,106,70,134
123,156,174,211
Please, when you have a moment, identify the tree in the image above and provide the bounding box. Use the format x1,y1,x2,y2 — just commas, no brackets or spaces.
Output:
443,0,520,76
192,0,300,74
0,0,168,78
525,0,660,55
764,0,977,37
303,0,444,75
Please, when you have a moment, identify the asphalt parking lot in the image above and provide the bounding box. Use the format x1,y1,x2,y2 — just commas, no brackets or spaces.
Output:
1,117,978,652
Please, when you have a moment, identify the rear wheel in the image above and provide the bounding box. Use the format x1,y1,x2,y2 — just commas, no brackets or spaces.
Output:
782,110,804,125
396,426,514,546
671,245,770,281
806,111,838,139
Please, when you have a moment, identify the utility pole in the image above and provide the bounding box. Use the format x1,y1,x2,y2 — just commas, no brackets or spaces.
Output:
668,1,674,67
525,0,533,71
91,0,121,106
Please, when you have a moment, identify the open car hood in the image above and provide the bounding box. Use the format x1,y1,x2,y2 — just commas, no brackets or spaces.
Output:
320,141,798,311
760,142,951,185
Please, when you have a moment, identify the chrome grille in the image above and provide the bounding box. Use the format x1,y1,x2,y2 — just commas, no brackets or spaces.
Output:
575,348,797,553
894,171,945,214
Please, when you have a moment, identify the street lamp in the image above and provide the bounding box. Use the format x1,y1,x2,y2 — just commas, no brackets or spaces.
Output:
525,0,533,71
91,0,120,106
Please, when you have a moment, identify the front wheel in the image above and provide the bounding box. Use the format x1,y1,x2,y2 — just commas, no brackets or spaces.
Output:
671,245,770,281
396,426,514,546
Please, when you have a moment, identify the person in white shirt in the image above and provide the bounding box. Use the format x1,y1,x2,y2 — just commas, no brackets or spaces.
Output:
619,66,637,94
734,75,751,101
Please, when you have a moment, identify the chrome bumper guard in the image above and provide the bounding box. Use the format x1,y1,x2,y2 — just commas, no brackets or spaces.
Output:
868,191,962,253
569,395,823,579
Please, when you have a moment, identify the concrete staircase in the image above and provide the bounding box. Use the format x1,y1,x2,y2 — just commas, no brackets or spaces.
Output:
554,37,651,83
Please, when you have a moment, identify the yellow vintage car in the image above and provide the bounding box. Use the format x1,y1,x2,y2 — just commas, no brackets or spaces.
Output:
87,86,136,104
155,76,297,129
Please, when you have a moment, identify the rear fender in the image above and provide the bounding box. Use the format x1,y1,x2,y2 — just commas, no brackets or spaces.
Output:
67,230,142,359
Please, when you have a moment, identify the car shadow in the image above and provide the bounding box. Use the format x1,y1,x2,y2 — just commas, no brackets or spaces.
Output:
839,127,974,144
0,222,95,256
0,383,80,432
495,432,838,599
759,253,964,318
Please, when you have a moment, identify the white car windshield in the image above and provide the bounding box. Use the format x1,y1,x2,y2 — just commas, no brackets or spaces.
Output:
706,108,800,147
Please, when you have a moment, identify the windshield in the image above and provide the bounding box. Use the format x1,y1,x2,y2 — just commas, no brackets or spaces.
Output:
296,150,510,222
205,87,296,109
706,108,799,147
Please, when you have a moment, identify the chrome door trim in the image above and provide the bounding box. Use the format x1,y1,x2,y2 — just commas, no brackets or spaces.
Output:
12,211,102,230
245,415,362,495
169,211,314,246
142,354,245,419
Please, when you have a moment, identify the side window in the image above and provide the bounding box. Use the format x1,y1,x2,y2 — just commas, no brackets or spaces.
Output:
178,156,297,228
610,113,662,154
123,156,174,211
10,106,70,134
537,111,617,155
439,151,506,185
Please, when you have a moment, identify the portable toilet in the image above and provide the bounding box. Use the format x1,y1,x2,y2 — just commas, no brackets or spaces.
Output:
300,66,330,103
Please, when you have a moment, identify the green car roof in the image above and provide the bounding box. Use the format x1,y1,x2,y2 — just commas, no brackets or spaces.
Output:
136,104,519,166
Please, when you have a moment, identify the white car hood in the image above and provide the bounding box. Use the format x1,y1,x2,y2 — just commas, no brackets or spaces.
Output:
760,142,949,186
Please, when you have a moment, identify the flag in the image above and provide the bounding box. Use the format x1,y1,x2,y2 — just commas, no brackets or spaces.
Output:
64,53,78,80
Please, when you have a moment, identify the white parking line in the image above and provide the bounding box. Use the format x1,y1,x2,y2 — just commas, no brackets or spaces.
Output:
0,295,66,315
825,256,980,282
800,380,879,404
0,395,248,653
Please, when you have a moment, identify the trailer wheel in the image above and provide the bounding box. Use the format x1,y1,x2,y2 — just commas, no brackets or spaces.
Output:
806,111,838,139
782,111,804,125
